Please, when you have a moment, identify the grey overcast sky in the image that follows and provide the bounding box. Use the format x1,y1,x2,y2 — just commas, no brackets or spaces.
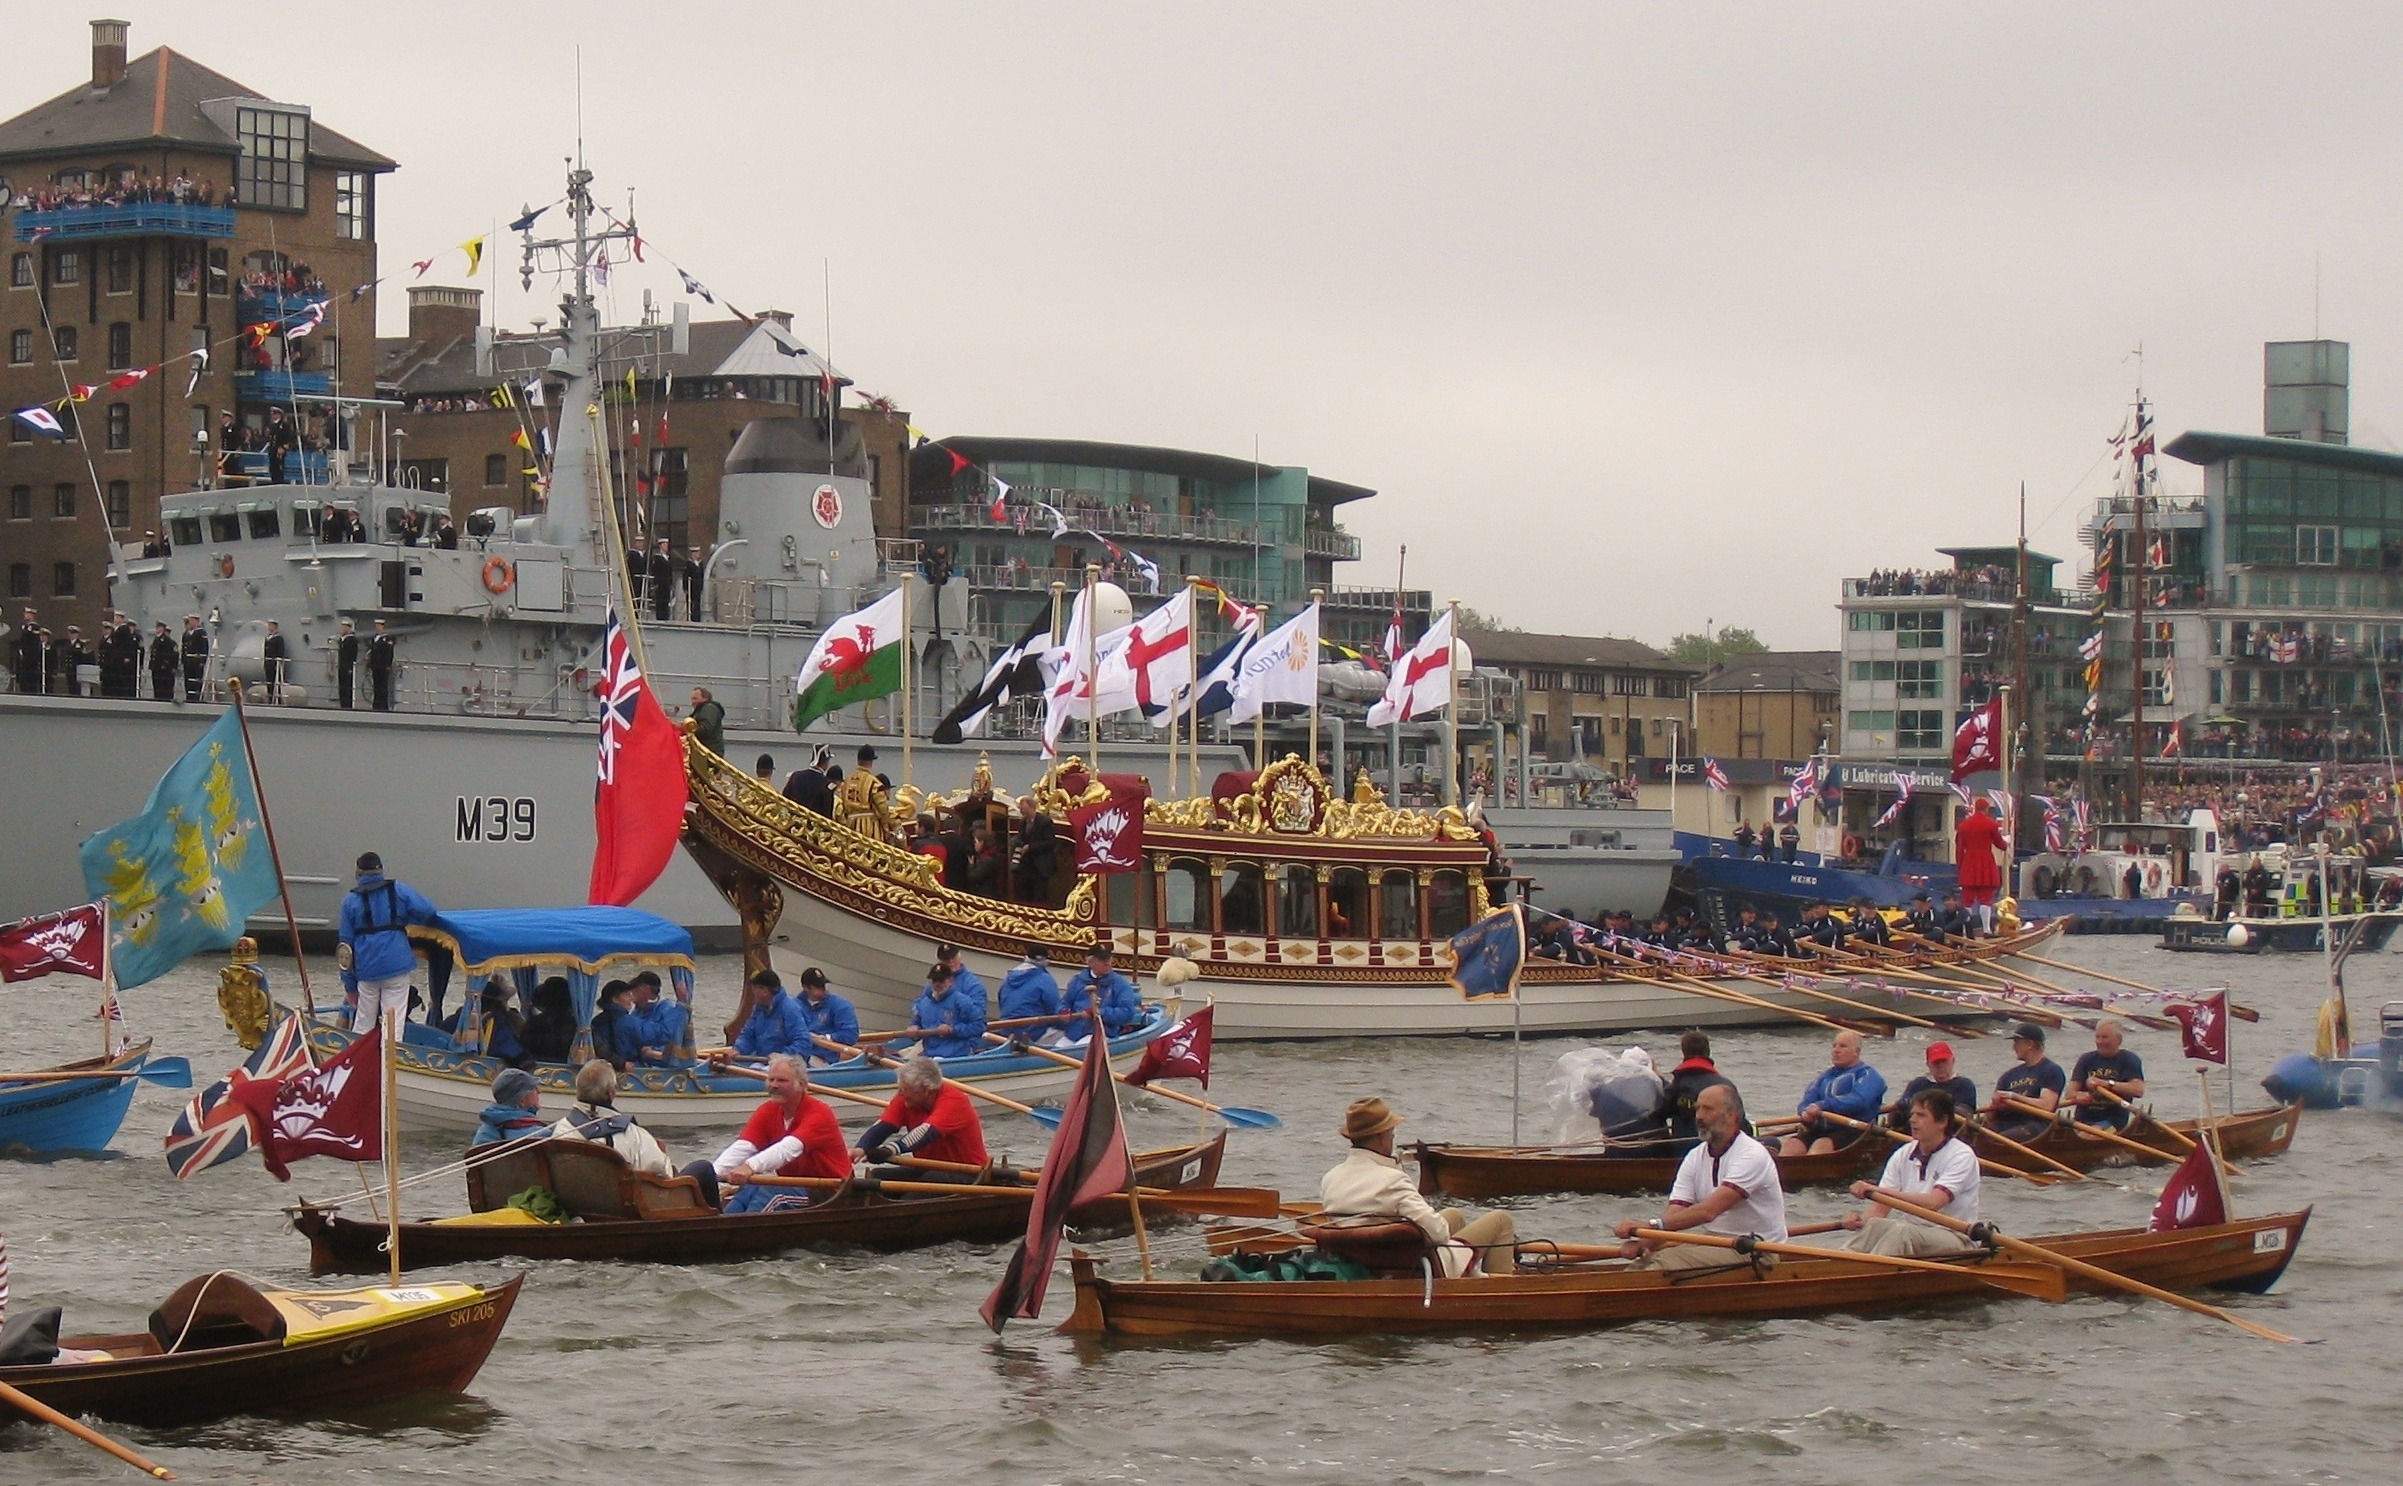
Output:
24,5,2403,647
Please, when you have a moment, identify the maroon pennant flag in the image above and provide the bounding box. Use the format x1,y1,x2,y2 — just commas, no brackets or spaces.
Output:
1127,1004,1213,1089
1951,698,2003,783
981,1015,1133,1330
2147,1139,2230,1232
1070,786,1146,874
2167,991,2229,1065
0,903,107,982
229,1025,385,1181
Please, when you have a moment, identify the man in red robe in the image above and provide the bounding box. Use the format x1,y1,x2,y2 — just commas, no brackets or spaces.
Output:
1953,798,2008,935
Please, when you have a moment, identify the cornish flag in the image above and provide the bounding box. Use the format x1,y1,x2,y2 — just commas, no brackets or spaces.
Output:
1701,756,1732,793
589,608,688,906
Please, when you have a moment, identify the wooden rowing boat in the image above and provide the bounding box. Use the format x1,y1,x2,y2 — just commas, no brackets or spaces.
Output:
292,1131,1227,1273
1410,1131,1886,1200
0,1039,152,1157
0,1272,520,1426
1972,1103,2302,1174
1061,1209,2309,1337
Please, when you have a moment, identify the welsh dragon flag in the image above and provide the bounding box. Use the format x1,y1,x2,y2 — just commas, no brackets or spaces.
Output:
793,589,905,732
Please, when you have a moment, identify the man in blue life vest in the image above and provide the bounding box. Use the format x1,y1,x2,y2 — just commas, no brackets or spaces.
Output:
338,851,437,1032
996,943,1063,1028
886,962,989,1059
1062,942,1143,1035
1777,1029,1887,1156
792,967,860,1064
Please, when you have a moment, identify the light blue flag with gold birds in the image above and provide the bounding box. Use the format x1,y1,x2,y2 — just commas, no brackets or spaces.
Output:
79,709,281,990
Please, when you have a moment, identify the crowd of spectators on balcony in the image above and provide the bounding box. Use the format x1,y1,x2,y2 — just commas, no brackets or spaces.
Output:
406,395,502,414
8,173,224,213
2138,767,2399,859
2044,716,2398,766
2227,625,2403,665
240,262,328,299
1852,565,2022,600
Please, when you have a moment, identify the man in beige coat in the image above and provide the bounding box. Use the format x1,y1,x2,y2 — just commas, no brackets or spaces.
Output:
1320,1097,1517,1275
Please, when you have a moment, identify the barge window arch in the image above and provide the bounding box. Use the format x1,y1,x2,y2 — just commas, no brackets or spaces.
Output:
1161,858,1211,933
1275,865,1319,939
1427,870,1471,938
1218,863,1264,936
1378,870,1418,940
1327,867,1369,938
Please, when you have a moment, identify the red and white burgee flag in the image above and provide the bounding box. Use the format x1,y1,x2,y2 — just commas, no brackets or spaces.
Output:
0,903,108,982
2168,991,2229,1065
1127,1003,1213,1088
1070,781,1148,875
2147,1138,2230,1233
1951,698,2003,782
988,475,1011,522
1702,756,1733,793
106,366,154,391
1366,608,1455,728
2160,718,2184,759
228,1024,385,1182
589,608,689,906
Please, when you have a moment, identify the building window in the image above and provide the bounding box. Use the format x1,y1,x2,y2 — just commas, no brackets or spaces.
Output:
1849,609,1897,631
2297,525,2338,566
106,245,133,295
236,107,310,210
53,483,76,518
1896,610,1946,649
5,564,27,598
320,335,339,376
52,250,80,286
1896,659,1943,699
106,322,132,370
651,448,690,548
1896,709,1946,751
6,485,27,520
53,325,77,360
105,403,130,451
7,253,29,288
51,561,76,596
8,329,28,363
107,480,130,527
485,453,507,487
335,170,369,240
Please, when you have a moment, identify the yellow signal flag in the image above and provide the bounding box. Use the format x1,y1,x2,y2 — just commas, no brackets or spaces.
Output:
460,236,486,276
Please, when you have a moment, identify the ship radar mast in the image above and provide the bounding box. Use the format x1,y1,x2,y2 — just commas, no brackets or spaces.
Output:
514,156,642,554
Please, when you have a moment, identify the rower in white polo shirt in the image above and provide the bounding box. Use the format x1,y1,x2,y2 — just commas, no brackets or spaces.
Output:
1844,1085,1983,1257
1614,1082,1788,1273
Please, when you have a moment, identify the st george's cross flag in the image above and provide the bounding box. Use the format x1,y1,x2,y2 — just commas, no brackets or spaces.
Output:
793,589,905,732
1367,609,1455,728
2147,1138,2230,1233
2168,991,2230,1065
588,608,687,907
1952,698,2003,782
1090,587,1192,726
0,903,107,982
164,1011,315,1179
1126,1004,1214,1088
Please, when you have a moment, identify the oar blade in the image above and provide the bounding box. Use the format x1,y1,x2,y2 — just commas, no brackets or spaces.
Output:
1214,1106,1283,1130
139,1057,194,1088
1970,1261,2072,1303
1028,1106,1064,1130
1139,1186,1285,1218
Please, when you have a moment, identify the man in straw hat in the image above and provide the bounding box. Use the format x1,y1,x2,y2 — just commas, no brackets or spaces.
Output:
1320,1097,1518,1276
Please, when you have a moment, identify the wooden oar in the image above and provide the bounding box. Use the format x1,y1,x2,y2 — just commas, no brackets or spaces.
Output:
1816,1110,2073,1187
2016,953,2261,1022
0,1058,194,1087
1695,954,1976,1035
1966,1115,2105,1184
1889,936,2180,1030
1593,949,1871,1035
1998,1095,2176,1167
1863,1190,2304,1343
1522,1220,1850,1263
711,1061,892,1110
851,1012,1071,1043
743,1171,1284,1217
810,1036,1044,1116
981,1033,1281,1129
1634,1227,2070,1301
0,1376,174,1478
2092,1086,2243,1173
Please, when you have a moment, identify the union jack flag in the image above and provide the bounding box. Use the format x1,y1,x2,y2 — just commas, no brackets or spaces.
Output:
2070,796,2092,850
1786,759,1818,812
1702,756,1732,793
1875,774,1912,828
596,607,644,784
2035,795,2065,852
163,1012,313,1180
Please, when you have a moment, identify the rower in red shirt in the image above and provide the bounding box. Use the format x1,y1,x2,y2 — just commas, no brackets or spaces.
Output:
709,1054,849,1213
858,1055,989,1171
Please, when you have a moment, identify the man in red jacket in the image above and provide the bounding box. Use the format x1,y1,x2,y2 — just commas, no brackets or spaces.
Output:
1953,798,2008,935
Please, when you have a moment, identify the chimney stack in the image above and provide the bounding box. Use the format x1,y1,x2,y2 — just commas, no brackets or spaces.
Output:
407,285,485,347
91,19,129,91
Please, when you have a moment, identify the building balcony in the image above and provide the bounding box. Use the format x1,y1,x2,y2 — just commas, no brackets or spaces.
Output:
1302,525,1361,561
234,368,335,401
911,500,1262,549
236,289,331,324
13,203,236,242
1322,584,1433,613
1842,572,2059,605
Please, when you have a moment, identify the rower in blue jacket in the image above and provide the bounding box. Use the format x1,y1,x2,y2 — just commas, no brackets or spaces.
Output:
793,966,861,1064
1061,943,1144,1035
1778,1030,1887,1157
996,944,1063,1027
724,970,811,1061
886,962,988,1058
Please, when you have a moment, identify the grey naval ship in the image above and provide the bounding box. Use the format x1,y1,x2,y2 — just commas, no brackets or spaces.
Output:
0,163,1674,943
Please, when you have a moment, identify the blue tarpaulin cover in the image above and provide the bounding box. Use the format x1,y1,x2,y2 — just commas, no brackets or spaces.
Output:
408,906,695,974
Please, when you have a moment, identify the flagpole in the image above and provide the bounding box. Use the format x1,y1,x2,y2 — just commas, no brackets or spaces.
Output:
383,1008,402,1286
1307,588,1324,777
99,902,115,1060
228,686,318,1014
1179,579,1199,799
900,576,914,794
1442,599,1461,808
1389,547,1407,802
1085,564,1102,773
1999,682,2015,912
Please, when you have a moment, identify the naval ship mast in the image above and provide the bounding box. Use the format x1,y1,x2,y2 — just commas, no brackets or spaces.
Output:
511,157,639,565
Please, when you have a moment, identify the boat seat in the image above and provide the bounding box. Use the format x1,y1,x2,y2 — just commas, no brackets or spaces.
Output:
465,1137,711,1221
147,1274,285,1354
1297,1217,1443,1277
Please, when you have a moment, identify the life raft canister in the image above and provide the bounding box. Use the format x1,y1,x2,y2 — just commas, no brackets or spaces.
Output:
216,553,235,579
2031,864,2057,899
482,557,514,594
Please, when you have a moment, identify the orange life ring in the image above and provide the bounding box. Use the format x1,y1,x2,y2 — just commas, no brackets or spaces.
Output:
216,553,235,579
482,557,514,594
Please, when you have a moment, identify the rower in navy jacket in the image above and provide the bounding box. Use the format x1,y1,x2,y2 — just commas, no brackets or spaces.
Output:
1062,942,1143,1034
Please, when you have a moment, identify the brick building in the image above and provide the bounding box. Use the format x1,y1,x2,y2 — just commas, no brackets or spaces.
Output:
0,20,391,635
1692,649,1839,760
1462,629,1700,769
377,287,911,556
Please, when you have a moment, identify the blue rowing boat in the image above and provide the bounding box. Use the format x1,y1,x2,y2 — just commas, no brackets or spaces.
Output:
0,1038,152,1156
